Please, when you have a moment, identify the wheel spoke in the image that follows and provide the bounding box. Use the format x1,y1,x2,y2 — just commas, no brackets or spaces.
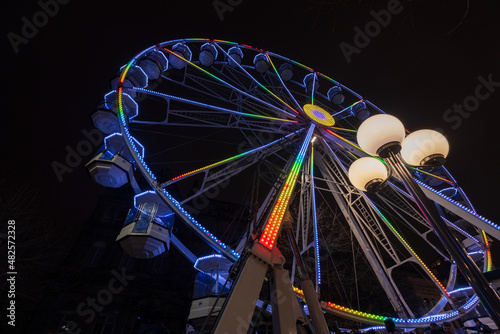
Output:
131,86,297,125
265,53,304,113
213,42,301,116
159,129,302,188
163,47,298,119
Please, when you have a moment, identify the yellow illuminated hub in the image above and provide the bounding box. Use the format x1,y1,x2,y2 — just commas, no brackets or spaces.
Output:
304,104,335,127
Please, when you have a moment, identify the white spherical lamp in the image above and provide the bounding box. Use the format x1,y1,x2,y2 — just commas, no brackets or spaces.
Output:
348,157,389,192
400,129,449,167
357,114,406,157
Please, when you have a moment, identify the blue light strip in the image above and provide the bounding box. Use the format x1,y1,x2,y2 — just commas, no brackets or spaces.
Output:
310,73,317,105
132,87,297,123
159,186,240,259
449,287,472,294
265,52,304,113
194,253,224,270
104,132,145,158
116,58,240,261
310,146,321,287
133,190,156,208
415,178,500,231
117,100,156,180
441,216,481,245
467,251,484,256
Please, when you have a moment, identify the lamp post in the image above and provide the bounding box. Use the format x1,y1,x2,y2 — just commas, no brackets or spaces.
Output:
348,114,500,327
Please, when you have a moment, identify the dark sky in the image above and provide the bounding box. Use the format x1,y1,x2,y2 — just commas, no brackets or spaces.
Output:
3,0,500,259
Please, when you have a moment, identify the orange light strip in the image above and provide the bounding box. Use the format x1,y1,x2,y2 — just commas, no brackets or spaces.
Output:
167,131,299,184
372,204,450,297
407,166,454,185
326,129,364,152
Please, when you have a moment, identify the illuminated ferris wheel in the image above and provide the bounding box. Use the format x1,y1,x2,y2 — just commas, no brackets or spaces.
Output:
86,38,500,332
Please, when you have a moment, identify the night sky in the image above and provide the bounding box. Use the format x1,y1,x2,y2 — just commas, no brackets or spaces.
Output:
3,0,500,326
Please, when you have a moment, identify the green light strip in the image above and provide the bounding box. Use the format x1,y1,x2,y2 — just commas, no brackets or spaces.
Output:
265,53,304,113
213,43,300,115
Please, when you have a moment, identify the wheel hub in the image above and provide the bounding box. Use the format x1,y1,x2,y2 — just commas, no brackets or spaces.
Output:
303,104,335,126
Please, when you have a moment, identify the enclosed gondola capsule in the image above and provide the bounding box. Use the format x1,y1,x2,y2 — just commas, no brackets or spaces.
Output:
169,43,192,70
138,50,168,80
91,102,120,135
103,90,138,121
303,73,319,93
279,63,293,81
227,46,243,68
327,86,345,105
199,43,218,67
116,202,174,259
350,101,370,121
86,133,144,188
110,65,148,99
253,53,269,74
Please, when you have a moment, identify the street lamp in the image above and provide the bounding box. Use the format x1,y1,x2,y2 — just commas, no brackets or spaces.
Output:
348,114,500,327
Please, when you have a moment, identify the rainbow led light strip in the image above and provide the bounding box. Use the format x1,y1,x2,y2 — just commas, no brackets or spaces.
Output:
326,129,363,152
482,230,492,272
323,295,480,326
267,50,315,72
326,302,387,321
265,53,303,113
259,124,315,250
133,87,297,124
407,166,453,185
331,99,365,118
212,43,300,115
168,130,302,183
163,47,298,119
370,200,450,297
330,126,357,133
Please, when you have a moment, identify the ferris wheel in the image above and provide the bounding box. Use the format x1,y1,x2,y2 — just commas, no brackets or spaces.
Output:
86,38,500,331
